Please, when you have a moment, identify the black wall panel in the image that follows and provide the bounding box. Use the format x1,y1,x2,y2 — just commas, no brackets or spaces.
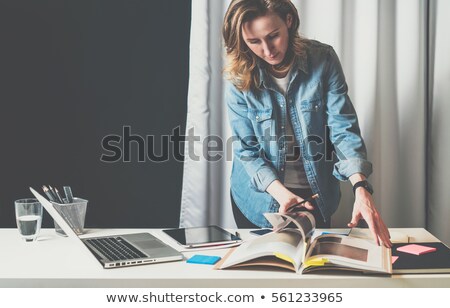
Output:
0,0,191,228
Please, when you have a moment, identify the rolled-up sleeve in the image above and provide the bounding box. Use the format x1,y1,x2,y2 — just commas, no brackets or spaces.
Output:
324,47,373,181
225,81,279,191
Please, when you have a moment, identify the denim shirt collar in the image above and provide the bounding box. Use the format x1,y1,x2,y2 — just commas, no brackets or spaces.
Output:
258,52,309,89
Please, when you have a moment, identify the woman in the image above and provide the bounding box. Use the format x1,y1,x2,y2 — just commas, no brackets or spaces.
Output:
223,0,391,247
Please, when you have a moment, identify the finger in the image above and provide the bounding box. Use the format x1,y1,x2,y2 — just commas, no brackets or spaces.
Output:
287,197,311,212
379,217,391,239
377,218,392,247
365,217,380,246
286,207,298,213
302,201,315,210
279,205,288,214
347,213,361,228
286,202,314,212
282,205,292,214
371,211,391,247
379,224,391,247
374,220,389,247
382,235,392,248
285,204,296,213
295,196,304,203
379,228,391,248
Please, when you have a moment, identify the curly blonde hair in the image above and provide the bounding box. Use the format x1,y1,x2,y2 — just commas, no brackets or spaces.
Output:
222,0,305,92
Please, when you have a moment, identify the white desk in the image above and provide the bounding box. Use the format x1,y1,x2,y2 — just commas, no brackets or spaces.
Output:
1,228,449,287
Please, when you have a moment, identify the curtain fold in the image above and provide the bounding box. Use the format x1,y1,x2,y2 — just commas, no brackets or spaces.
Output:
179,0,212,227
180,0,235,227
180,0,449,245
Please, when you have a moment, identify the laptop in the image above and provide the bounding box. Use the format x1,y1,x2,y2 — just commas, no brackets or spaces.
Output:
30,187,184,269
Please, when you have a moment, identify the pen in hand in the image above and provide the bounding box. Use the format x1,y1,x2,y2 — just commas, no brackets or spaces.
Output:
287,193,319,213
273,194,320,233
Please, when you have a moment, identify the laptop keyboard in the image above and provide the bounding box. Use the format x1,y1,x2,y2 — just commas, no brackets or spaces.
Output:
86,237,148,261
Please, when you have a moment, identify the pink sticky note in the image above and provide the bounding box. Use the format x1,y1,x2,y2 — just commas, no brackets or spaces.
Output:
391,256,399,264
397,244,436,255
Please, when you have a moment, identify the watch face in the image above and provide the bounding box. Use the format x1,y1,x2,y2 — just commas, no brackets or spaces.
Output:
365,182,374,194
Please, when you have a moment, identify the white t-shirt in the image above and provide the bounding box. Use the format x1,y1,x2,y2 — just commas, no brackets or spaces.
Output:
272,72,310,189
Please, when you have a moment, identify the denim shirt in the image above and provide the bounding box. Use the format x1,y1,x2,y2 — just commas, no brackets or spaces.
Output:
226,40,372,228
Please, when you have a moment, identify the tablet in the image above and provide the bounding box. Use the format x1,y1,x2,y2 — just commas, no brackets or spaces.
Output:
162,225,242,248
249,228,272,236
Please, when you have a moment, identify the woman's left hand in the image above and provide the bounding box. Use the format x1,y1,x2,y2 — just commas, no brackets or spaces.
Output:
347,189,392,248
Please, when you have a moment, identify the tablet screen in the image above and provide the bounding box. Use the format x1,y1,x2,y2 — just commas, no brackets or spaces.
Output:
163,225,241,247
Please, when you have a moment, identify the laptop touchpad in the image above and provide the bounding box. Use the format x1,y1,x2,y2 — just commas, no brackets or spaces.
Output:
135,240,166,250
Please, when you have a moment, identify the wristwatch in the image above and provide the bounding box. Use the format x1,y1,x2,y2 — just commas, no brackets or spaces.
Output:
352,180,373,195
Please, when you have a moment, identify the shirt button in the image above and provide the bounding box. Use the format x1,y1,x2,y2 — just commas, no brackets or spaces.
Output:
280,103,284,107
315,105,319,110
289,99,293,103
281,168,284,171
255,115,260,120
281,126,285,129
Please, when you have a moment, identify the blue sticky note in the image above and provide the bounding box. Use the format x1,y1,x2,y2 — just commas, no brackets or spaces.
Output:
186,255,221,265
321,229,351,236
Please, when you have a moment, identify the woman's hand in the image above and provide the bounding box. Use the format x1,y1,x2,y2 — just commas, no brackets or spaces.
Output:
348,174,391,247
266,180,314,213
348,188,392,248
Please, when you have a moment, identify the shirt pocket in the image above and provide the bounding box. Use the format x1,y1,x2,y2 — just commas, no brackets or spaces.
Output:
300,99,322,112
247,108,273,123
247,108,274,151
299,82,323,112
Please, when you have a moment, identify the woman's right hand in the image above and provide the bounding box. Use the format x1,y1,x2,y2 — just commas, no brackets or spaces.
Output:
266,180,315,213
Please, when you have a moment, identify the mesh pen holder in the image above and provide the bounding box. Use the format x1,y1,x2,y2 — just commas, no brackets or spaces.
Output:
51,198,88,236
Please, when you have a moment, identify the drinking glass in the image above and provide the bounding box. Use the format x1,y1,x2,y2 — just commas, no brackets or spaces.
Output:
15,198,43,242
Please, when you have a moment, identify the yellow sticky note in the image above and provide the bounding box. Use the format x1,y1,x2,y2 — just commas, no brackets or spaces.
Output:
274,253,294,265
304,257,329,267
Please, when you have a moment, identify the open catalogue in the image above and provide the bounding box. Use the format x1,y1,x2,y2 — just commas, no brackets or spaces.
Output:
216,211,392,274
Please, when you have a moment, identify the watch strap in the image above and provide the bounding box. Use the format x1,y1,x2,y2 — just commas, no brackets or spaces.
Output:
352,180,373,195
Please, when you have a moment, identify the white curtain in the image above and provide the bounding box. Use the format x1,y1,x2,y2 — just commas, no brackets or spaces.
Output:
180,0,450,245
429,0,450,245
179,0,235,228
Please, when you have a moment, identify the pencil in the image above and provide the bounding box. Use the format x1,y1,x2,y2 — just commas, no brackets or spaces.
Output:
54,188,65,204
42,185,57,202
48,185,56,198
48,186,62,203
